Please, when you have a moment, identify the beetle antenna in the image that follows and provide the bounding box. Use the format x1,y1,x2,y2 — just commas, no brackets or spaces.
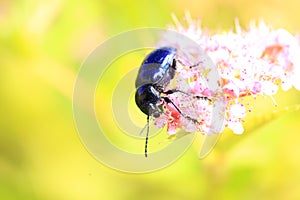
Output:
145,115,150,157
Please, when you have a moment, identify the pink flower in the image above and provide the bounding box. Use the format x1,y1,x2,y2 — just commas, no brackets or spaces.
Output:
156,16,300,135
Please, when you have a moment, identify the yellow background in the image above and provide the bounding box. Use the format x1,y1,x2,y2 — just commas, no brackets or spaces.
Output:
1,0,300,199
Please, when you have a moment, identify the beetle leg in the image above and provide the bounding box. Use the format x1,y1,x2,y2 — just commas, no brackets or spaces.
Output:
162,96,199,124
177,59,202,69
171,59,177,70
189,62,201,68
162,89,211,102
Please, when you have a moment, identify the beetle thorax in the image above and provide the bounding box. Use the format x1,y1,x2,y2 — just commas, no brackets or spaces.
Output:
135,84,163,117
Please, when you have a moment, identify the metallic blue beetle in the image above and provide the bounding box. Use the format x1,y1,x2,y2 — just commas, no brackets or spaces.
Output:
135,47,209,157
135,47,176,118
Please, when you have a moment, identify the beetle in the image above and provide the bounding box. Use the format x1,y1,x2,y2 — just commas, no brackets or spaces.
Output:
135,47,210,157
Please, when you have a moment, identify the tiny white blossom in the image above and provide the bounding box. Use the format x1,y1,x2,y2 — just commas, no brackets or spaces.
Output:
156,16,300,135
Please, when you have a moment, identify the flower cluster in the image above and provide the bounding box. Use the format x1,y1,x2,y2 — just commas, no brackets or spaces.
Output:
155,16,300,135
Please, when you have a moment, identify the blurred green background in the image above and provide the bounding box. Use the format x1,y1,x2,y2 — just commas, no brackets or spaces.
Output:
1,0,300,199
